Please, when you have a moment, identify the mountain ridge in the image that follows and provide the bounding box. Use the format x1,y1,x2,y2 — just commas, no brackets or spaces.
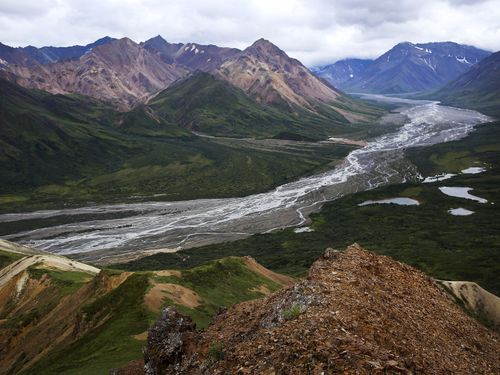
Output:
3,36,376,126
0,36,116,67
142,35,240,72
215,38,344,110
141,244,500,374
313,41,491,94
7,37,189,109
430,50,500,116
0,239,293,374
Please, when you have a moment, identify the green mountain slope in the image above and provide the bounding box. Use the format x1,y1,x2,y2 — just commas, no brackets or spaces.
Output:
149,72,293,137
148,72,382,138
431,51,500,117
0,240,292,374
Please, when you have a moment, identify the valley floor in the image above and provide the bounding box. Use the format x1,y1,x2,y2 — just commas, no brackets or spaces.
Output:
118,120,500,299
0,135,359,214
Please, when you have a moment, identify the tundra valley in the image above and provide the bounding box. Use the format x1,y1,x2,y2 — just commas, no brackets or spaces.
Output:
0,1,499,374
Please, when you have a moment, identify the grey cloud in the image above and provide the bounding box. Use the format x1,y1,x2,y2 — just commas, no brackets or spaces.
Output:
0,0,498,66
0,0,56,16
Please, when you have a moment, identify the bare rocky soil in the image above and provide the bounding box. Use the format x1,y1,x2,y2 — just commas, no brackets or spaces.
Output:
142,244,500,374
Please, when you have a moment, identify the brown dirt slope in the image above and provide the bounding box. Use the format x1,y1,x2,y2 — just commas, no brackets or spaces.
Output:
243,256,295,286
145,282,201,311
216,39,343,110
8,38,188,110
144,244,500,374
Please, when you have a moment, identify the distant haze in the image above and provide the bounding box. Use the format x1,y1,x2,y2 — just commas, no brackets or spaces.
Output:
0,0,499,66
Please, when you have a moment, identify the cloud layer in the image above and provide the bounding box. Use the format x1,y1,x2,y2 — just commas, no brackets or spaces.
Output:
1,0,499,66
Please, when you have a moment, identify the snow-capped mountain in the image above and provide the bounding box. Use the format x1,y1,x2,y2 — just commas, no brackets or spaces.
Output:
313,42,491,94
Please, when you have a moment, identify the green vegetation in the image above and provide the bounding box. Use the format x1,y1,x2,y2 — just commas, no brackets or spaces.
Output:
0,136,356,217
1,255,288,374
149,72,383,139
207,341,225,362
435,90,500,118
118,121,500,296
27,267,93,294
0,249,23,270
1,309,41,330
154,257,282,328
23,273,152,375
282,304,303,320
0,267,89,336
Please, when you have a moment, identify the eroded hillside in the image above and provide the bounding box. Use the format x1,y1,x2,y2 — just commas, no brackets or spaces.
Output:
0,240,292,374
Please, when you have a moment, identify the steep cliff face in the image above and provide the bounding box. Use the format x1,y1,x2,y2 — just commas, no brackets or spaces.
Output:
143,244,500,374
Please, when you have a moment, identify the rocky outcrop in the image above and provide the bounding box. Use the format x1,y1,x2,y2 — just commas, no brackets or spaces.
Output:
143,307,199,375
142,244,500,374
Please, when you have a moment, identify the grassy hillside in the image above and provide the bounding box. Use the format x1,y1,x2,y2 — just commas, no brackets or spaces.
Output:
149,72,384,138
118,121,500,296
1,76,384,213
431,51,500,117
0,245,292,374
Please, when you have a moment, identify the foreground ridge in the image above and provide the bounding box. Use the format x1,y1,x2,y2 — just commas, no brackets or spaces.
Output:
142,244,500,374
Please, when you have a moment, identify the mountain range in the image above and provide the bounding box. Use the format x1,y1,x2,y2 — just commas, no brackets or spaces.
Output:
314,41,491,94
0,36,115,67
310,58,372,88
142,35,240,72
2,36,366,118
5,37,190,110
0,42,382,212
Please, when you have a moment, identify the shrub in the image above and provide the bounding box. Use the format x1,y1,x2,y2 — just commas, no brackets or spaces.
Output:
282,304,303,320
207,341,224,362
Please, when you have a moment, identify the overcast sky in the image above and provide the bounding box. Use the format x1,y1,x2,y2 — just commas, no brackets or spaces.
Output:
1,0,499,66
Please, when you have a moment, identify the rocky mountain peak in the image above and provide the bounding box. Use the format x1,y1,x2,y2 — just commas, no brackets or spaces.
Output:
249,37,276,48
91,36,115,45
148,35,167,43
142,244,500,374
215,38,345,110
113,37,137,48
245,38,288,58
